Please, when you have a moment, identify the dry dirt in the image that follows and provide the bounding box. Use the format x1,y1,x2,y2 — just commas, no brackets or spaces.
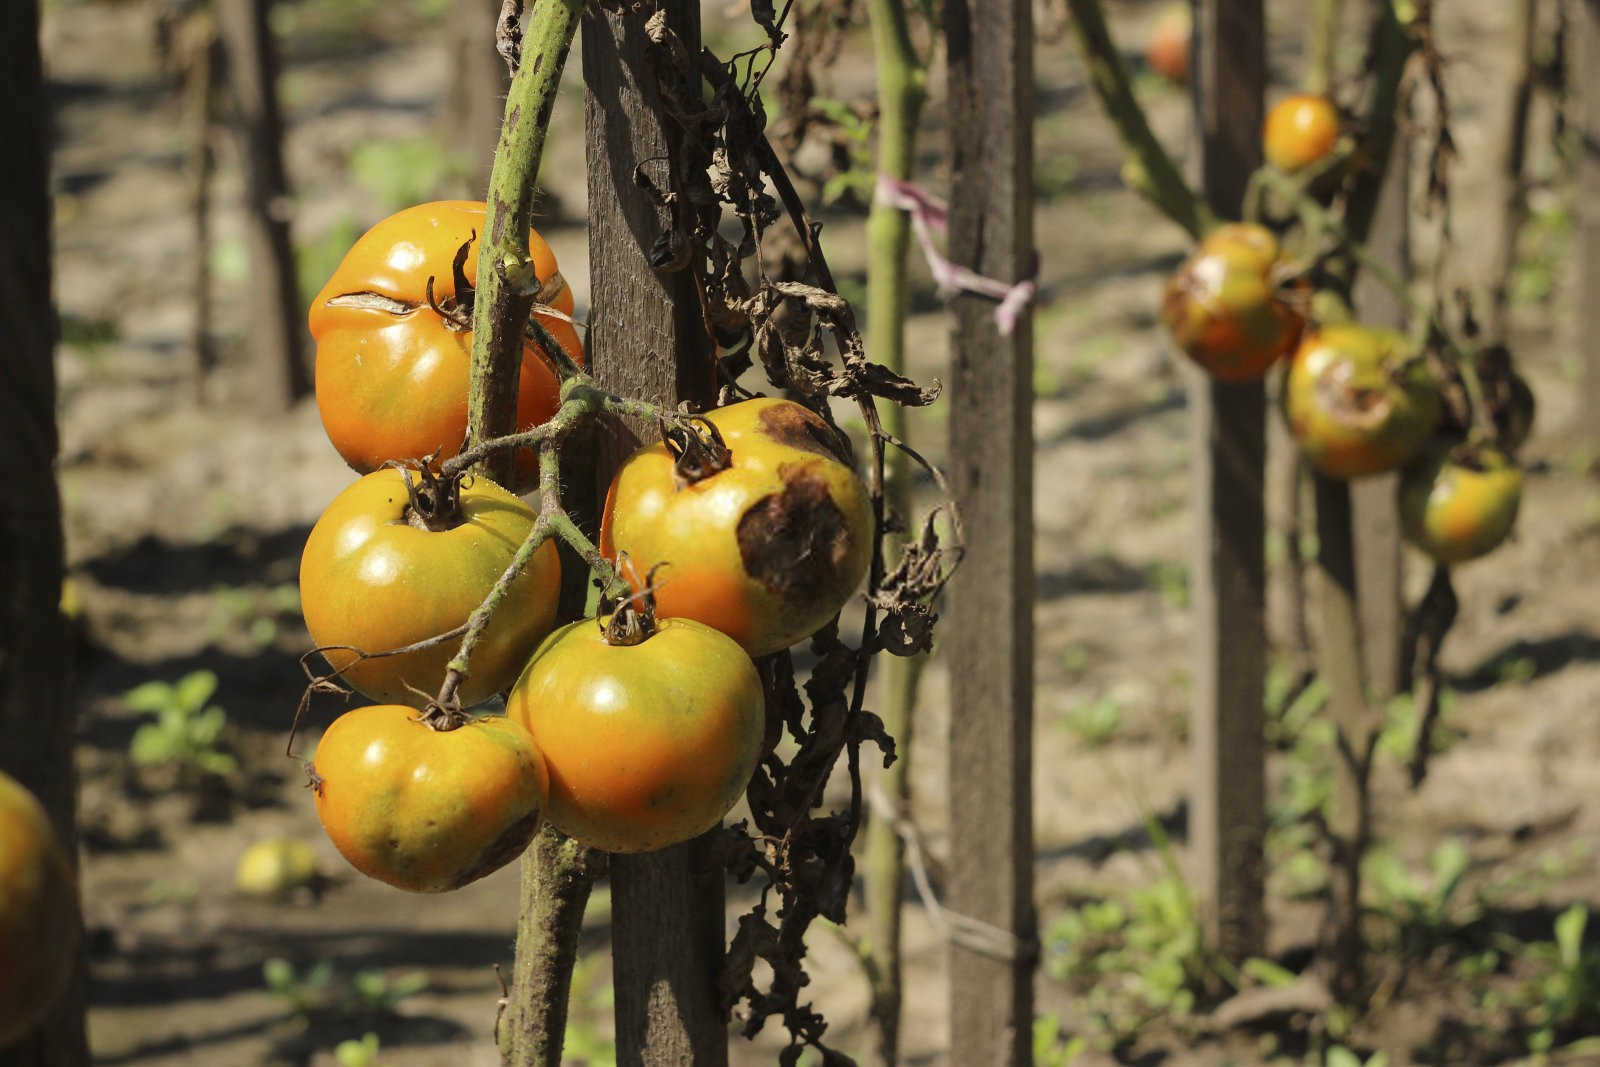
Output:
42,0,1600,1063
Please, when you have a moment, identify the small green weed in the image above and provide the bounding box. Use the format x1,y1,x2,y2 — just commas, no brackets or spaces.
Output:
1511,904,1600,1055
1061,696,1122,747
1032,1014,1086,1066
125,670,239,783
263,958,428,1025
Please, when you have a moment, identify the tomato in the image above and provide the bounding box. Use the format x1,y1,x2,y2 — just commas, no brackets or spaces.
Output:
308,201,583,486
0,772,78,1046
235,838,319,897
1161,222,1304,382
311,705,548,891
1284,324,1441,478
599,397,873,657
507,613,764,853
300,467,561,708
1400,444,1523,564
1263,94,1341,173
1144,4,1191,85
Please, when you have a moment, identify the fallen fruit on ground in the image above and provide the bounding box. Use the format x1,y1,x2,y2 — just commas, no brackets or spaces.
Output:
311,705,548,892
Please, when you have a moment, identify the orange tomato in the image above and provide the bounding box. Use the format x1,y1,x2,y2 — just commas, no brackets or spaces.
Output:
1144,4,1191,85
1284,324,1441,479
1263,94,1341,173
311,705,548,891
308,201,582,486
1400,445,1523,564
299,467,561,707
600,398,873,657
1161,222,1304,382
507,615,764,853
0,772,78,1045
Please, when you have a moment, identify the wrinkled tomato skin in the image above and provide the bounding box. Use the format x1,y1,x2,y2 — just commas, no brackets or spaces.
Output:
1284,324,1441,478
1161,222,1303,382
600,398,873,657
309,201,583,485
1263,94,1341,173
312,705,548,892
1400,446,1523,564
0,772,78,1046
299,468,561,708
507,617,764,854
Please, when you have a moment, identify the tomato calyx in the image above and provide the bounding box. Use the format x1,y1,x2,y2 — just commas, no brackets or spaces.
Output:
417,698,473,732
601,564,666,647
424,236,478,333
389,460,467,532
661,416,732,487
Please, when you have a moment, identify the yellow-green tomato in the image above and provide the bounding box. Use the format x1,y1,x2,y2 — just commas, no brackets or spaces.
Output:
1161,223,1304,382
311,705,549,892
599,398,873,657
507,616,765,854
299,468,561,708
1400,445,1523,564
1284,324,1441,478
0,772,78,1046
235,838,320,897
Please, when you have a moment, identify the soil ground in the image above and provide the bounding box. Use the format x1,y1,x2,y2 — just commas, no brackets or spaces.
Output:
42,0,1600,1063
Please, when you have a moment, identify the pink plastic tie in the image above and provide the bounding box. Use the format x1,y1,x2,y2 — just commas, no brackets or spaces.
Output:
874,174,1038,337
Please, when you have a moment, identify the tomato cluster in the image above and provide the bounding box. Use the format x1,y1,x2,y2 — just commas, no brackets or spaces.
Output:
297,208,874,889
1162,176,1527,563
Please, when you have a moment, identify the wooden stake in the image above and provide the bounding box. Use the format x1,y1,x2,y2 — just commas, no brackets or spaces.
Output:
581,1,726,1062
1188,0,1268,962
1579,0,1600,450
215,0,310,409
945,0,1036,1057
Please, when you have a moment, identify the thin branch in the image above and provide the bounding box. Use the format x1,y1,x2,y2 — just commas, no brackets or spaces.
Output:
1064,0,1213,238
468,0,588,487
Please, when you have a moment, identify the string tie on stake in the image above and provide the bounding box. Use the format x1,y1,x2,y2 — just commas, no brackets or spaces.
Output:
867,784,1039,965
873,174,1039,338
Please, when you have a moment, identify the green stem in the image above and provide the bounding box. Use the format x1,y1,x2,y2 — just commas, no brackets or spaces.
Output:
862,2,925,1060
1064,0,1214,239
456,4,588,1064
467,0,587,488
501,828,603,1067
1305,0,1343,95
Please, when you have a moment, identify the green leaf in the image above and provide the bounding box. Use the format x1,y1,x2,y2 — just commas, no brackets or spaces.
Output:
1555,903,1588,972
123,681,175,712
263,958,296,992
198,751,239,777
335,1033,380,1067
130,724,178,766
174,670,219,713
1241,957,1297,988
1325,1047,1364,1067
388,971,429,999
1429,839,1470,911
